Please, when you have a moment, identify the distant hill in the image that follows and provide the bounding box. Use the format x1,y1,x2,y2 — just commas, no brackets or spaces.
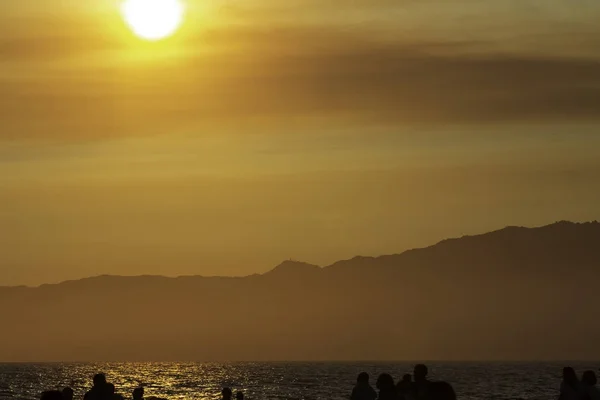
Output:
1,221,599,362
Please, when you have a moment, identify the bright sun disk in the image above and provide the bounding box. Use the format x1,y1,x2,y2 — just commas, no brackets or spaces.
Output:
122,0,184,41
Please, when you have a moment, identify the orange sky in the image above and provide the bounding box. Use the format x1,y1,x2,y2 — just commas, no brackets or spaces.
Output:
1,0,600,286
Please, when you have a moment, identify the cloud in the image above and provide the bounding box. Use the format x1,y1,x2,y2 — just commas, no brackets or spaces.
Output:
2,24,600,141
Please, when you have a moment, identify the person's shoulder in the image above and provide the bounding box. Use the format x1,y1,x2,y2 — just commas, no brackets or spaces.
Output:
369,387,378,399
588,386,600,399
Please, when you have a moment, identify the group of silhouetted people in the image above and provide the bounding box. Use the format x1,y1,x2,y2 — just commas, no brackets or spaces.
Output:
36,365,600,400
40,369,449,400
40,374,158,400
39,373,246,400
221,387,244,400
351,364,456,400
560,367,600,400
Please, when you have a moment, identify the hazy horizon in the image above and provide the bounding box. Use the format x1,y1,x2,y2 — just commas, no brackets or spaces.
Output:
2,220,600,362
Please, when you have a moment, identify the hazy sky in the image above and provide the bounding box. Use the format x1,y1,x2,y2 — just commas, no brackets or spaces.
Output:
1,0,600,286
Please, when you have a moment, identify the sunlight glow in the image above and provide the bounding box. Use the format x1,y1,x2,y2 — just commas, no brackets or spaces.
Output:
121,0,184,41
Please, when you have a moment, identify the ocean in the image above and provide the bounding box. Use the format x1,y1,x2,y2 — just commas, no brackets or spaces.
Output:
0,362,596,400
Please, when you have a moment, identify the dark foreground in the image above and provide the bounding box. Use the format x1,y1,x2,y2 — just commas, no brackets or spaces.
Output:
1,362,599,400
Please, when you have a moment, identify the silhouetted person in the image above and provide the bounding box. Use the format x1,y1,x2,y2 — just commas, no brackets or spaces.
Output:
132,388,144,400
95,374,107,386
413,364,430,400
106,383,124,400
235,391,244,400
222,388,233,400
560,367,581,400
62,387,74,400
427,381,457,400
414,365,428,384
351,372,377,400
397,374,414,399
85,374,109,400
581,371,600,400
376,373,399,400
41,391,63,400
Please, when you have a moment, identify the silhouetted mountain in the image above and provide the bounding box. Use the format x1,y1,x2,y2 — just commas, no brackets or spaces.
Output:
1,221,599,362
263,260,321,277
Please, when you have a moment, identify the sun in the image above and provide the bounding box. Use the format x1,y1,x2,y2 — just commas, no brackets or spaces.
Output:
121,0,185,41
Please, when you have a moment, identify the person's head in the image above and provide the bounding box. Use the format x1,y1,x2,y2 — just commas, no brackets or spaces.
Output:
357,372,370,384
93,373,107,388
107,383,115,396
222,387,233,400
402,374,412,383
41,390,63,400
132,387,144,400
414,364,428,382
235,391,244,400
563,367,578,386
62,387,74,400
583,371,598,386
376,373,395,391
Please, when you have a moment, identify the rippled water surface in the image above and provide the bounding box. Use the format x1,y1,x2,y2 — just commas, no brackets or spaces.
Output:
0,362,597,400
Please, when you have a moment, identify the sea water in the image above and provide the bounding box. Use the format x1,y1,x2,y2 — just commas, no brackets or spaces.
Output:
0,362,596,400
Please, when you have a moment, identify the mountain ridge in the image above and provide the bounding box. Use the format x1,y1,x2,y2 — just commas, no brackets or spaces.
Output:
1,219,600,361
4,220,598,289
